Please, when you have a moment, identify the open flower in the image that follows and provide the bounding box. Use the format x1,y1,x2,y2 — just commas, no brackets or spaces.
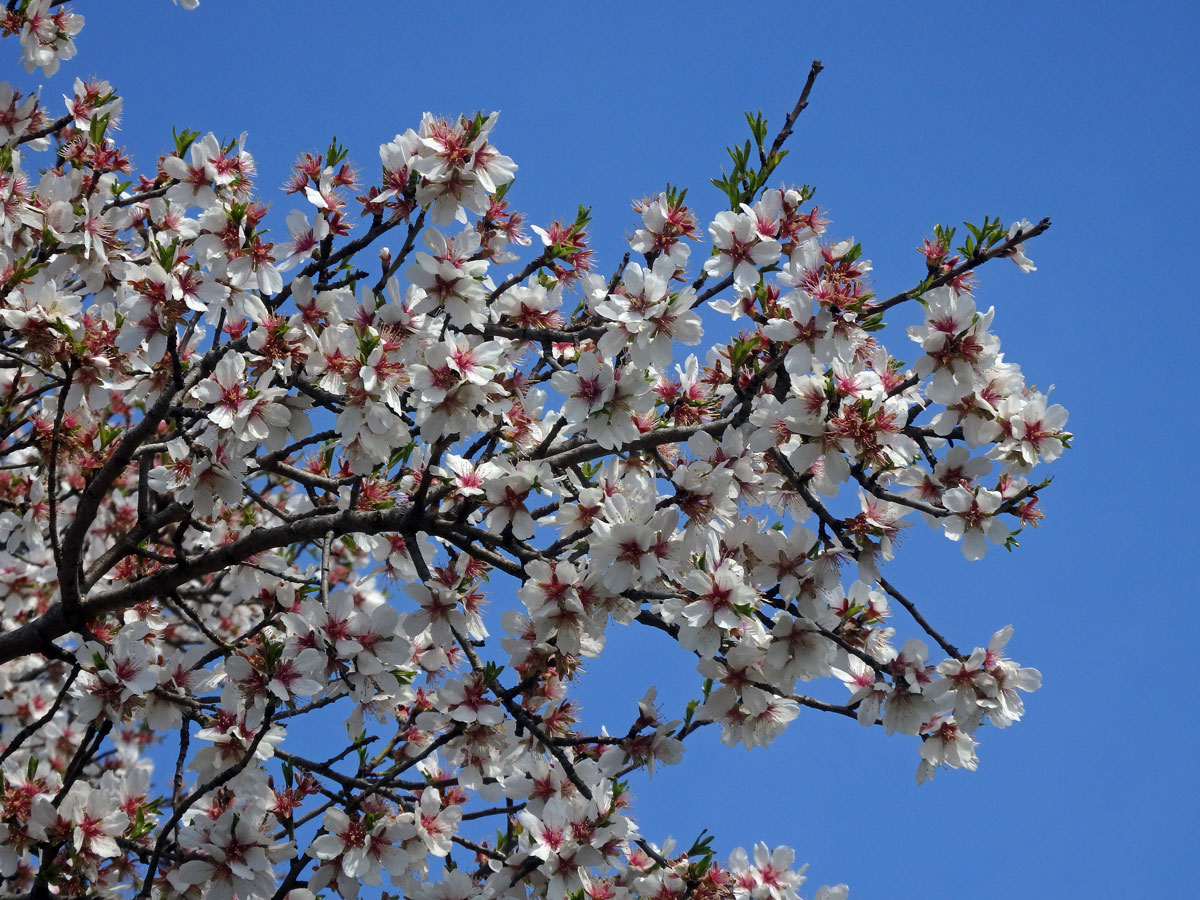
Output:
704,207,781,289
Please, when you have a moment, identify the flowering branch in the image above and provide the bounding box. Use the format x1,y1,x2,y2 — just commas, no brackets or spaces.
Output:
0,9,1064,900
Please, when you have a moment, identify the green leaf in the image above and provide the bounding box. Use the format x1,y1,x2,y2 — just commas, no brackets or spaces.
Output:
686,828,716,860
386,441,416,469
87,113,110,147
860,312,885,332
729,337,757,373
325,136,350,167
172,126,201,157
482,661,505,685
154,238,180,270
745,109,769,147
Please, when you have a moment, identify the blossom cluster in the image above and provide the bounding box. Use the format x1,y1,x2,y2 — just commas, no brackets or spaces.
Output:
0,7,1066,900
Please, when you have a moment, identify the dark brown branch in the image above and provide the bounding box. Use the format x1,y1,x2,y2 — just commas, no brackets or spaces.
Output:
874,217,1052,313
877,575,961,660
538,417,732,470
0,502,437,665
0,665,79,765
17,113,71,145
767,60,825,163
138,703,278,899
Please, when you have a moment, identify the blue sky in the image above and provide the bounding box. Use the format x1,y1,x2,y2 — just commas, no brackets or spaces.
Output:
41,1,1200,897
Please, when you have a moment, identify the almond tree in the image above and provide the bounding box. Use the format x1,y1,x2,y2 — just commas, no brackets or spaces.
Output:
0,3,1067,899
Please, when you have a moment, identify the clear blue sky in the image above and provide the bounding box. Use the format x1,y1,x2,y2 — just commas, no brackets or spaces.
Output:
47,1,1199,897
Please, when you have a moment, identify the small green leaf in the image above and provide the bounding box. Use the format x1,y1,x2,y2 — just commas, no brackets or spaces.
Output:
172,126,201,156
87,113,110,146
325,136,350,167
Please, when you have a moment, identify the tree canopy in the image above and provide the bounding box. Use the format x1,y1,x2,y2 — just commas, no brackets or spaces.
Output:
0,4,1066,899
